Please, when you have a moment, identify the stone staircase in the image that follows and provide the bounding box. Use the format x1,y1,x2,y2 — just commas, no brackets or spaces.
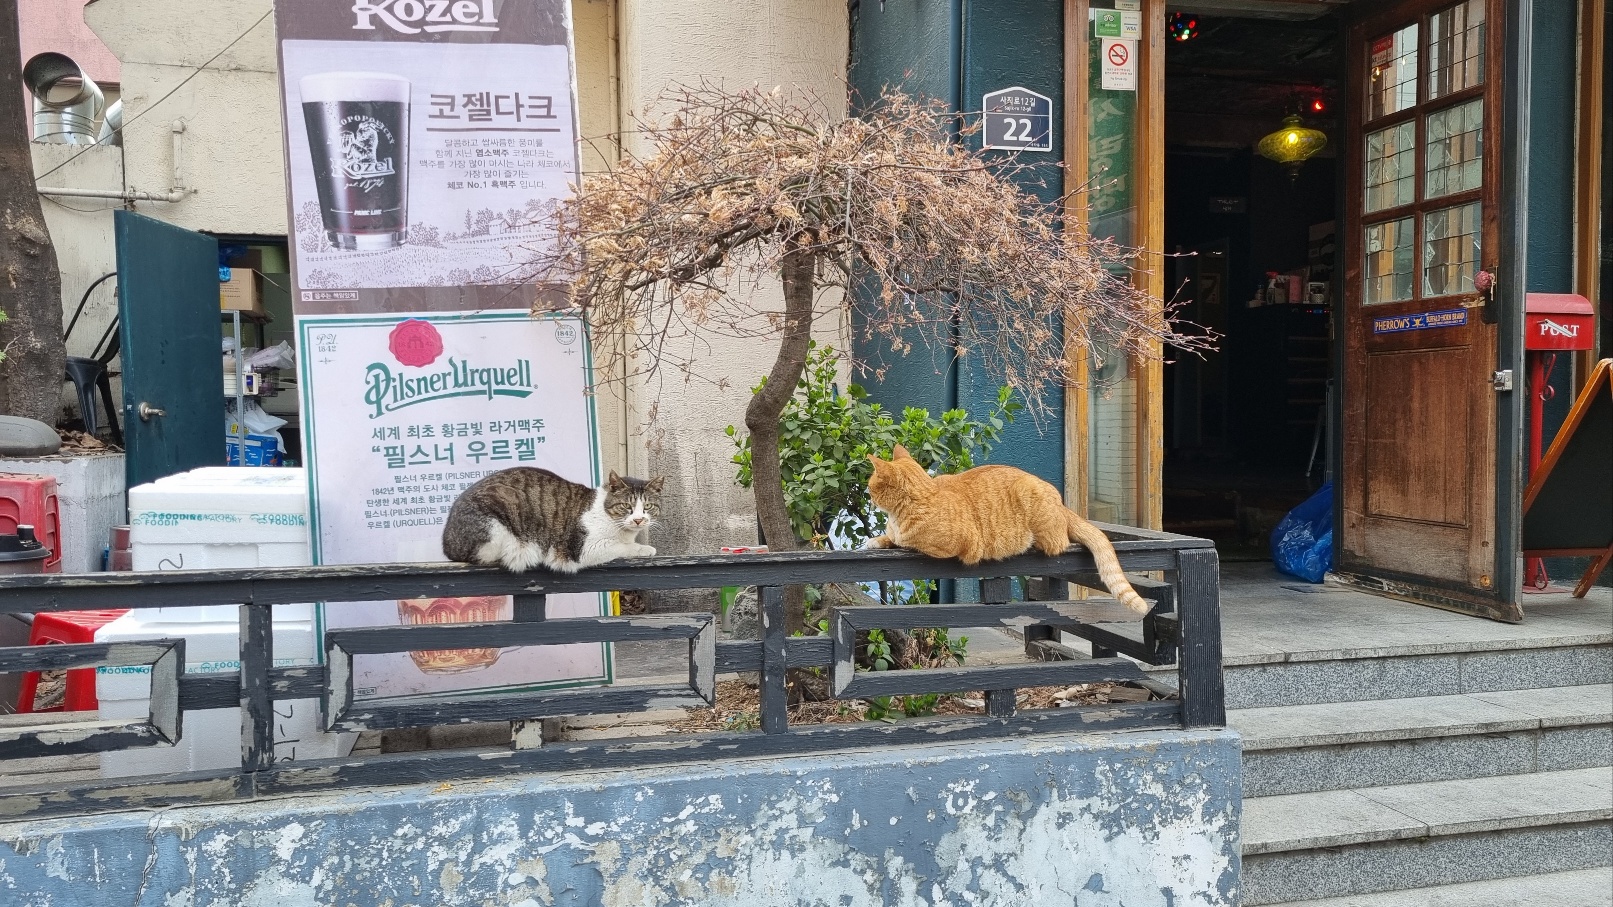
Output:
1210,570,1613,906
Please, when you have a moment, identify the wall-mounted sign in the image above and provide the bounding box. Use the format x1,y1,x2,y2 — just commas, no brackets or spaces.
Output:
298,311,609,701
1371,308,1468,334
1095,8,1142,40
982,87,1053,152
273,1,609,701
274,0,579,313
1100,39,1138,92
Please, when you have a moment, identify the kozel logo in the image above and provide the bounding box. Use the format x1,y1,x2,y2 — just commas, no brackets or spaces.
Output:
338,116,395,183
1538,319,1580,338
365,358,536,418
353,0,499,34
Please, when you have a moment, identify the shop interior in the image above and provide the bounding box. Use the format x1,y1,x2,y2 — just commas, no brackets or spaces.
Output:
1161,9,1343,559
215,236,300,465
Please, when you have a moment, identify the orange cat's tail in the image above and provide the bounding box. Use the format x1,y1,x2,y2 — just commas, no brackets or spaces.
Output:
1065,511,1152,615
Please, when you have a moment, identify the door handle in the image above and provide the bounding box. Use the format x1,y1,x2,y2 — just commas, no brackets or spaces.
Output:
138,402,166,421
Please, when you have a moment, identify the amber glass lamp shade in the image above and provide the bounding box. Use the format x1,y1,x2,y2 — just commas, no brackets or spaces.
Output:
1256,114,1328,181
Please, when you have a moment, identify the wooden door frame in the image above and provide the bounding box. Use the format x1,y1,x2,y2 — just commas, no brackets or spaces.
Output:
1333,0,1526,619
1062,0,1166,530
1576,0,1606,385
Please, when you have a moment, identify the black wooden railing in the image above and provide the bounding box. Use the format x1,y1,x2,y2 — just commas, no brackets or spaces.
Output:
0,523,1223,821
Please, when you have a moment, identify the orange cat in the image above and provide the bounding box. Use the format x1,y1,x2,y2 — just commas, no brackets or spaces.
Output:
865,445,1150,614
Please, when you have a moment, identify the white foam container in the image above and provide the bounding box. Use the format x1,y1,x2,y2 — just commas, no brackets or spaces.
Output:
128,467,315,622
95,612,354,777
102,466,351,776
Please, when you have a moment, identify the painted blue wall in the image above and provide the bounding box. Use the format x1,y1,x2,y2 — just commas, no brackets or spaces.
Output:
0,730,1242,906
959,0,1068,487
1526,1,1580,452
848,0,960,419
849,0,1066,487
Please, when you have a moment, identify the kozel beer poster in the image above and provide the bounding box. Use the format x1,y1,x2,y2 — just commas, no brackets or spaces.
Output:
275,0,607,701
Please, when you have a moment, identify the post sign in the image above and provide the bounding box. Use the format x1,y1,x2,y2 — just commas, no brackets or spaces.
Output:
274,0,610,701
982,87,1053,152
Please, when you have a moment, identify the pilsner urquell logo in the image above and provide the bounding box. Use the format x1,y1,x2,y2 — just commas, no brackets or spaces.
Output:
365,319,535,418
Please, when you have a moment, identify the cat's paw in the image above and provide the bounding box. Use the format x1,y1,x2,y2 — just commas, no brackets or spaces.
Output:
863,535,893,550
635,544,657,557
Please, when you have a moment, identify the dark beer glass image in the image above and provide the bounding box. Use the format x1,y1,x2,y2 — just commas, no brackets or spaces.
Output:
300,72,410,251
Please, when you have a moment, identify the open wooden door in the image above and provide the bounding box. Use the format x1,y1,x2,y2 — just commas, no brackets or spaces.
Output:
1337,0,1522,621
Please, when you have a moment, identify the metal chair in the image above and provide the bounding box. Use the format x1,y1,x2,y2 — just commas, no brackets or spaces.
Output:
62,273,123,446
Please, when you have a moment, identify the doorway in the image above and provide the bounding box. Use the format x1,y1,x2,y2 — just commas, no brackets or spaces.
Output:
1162,10,1344,561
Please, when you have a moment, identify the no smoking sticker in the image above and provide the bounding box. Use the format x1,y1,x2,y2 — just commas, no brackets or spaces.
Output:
1101,38,1137,91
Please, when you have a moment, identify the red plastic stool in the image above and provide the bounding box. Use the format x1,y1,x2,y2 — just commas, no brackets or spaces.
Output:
16,610,129,713
0,473,63,573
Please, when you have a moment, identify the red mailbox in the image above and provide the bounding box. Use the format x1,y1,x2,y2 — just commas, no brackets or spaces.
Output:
1525,293,1595,351
1522,293,1595,592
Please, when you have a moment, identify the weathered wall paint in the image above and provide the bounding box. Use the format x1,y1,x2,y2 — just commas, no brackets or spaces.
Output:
0,729,1240,906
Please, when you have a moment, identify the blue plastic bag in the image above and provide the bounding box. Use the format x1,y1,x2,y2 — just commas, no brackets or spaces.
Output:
1271,483,1334,583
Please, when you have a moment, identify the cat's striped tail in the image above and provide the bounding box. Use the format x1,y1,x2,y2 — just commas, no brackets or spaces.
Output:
1064,511,1152,615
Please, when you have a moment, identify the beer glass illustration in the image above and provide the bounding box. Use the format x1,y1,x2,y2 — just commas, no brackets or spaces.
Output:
396,596,511,674
300,71,410,251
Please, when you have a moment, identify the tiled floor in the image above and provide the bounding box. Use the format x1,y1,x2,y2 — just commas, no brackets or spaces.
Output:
1216,562,1613,665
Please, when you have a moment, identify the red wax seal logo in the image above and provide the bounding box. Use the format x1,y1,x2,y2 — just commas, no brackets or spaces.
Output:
389,318,443,367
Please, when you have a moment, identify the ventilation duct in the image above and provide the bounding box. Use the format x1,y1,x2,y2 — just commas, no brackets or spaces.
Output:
23,52,106,144
95,98,122,146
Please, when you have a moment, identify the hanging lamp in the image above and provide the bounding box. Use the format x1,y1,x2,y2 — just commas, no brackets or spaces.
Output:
1256,113,1327,182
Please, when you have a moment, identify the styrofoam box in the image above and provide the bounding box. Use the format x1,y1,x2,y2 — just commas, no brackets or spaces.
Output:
128,467,315,623
95,612,355,777
129,467,311,546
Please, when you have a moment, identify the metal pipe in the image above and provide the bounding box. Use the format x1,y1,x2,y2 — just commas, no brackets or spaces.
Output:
37,122,192,203
36,186,189,202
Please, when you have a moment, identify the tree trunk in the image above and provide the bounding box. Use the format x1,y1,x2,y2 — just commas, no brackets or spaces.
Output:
745,239,816,634
0,0,67,425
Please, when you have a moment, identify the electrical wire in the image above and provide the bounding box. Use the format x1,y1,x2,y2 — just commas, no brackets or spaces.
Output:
43,195,119,214
32,9,273,186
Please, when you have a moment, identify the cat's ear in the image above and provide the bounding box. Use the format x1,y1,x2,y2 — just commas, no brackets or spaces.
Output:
645,476,665,494
607,470,624,488
891,444,912,461
867,453,884,466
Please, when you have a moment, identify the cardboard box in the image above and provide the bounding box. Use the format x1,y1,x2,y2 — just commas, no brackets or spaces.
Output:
225,433,283,466
220,267,264,313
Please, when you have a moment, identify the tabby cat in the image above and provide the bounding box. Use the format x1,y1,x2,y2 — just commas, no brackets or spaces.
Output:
441,467,663,573
865,445,1150,614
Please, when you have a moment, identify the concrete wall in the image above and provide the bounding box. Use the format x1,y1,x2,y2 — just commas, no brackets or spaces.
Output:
31,143,121,362
0,729,1242,905
84,0,281,235
0,452,125,573
616,0,851,557
18,0,122,85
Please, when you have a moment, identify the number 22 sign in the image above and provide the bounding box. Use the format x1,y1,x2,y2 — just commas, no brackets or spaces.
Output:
982,87,1053,152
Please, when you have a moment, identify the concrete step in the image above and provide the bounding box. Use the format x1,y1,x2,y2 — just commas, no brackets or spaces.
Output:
1234,684,1613,796
1241,767,1613,905
1219,639,1611,709
1275,866,1613,906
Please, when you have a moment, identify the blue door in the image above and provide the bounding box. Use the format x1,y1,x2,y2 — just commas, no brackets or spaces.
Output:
115,211,222,489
